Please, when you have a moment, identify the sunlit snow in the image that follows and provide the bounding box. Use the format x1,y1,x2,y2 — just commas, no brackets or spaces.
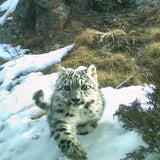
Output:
0,0,19,25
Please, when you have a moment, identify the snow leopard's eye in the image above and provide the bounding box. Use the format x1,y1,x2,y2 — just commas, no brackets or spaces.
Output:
81,85,88,90
64,86,70,91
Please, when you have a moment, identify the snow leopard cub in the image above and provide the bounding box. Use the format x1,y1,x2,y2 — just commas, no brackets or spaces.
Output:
33,64,104,160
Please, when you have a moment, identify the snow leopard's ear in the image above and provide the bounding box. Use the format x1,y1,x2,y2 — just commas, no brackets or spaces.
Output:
87,64,97,80
58,66,67,74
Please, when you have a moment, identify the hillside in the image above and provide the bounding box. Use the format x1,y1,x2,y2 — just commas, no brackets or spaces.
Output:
0,0,160,88
0,1,160,160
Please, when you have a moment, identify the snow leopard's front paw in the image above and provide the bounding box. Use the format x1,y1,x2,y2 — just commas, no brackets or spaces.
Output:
32,90,49,111
65,142,87,160
33,90,44,101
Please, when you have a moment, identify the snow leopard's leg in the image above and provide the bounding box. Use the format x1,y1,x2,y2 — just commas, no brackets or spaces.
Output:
50,120,87,160
77,120,98,135
33,90,50,111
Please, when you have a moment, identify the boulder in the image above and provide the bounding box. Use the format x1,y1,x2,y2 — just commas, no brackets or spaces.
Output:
13,0,69,37
91,0,118,12
35,3,70,37
65,0,89,14
13,0,36,29
34,0,55,9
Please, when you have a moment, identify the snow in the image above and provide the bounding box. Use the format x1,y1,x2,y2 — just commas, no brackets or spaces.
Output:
0,0,19,25
100,85,150,122
0,44,74,90
0,44,30,61
0,44,159,160
0,1,159,159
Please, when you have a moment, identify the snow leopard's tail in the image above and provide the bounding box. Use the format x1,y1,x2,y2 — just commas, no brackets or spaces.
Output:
33,90,50,111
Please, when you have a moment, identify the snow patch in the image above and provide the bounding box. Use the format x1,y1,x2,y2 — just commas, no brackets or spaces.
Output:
0,44,74,90
0,0,19,25
0,44,29,61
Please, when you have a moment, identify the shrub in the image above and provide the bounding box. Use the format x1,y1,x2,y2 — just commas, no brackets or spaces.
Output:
114,87,160,160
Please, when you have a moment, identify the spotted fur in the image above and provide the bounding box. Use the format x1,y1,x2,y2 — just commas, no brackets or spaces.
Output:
33,64,105,160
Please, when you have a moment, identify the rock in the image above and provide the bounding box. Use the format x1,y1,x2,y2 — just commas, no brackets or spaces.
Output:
34,0,55,9
0,22,20,43
91,0,119,12
65,0,89,14
13,0,36,30
90,0,135,12
12,0,69,38
0,0,159,44
135,0,159,13
35,3,70,37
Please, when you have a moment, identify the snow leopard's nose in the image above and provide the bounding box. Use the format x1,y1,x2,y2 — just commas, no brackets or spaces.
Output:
72,98,80,103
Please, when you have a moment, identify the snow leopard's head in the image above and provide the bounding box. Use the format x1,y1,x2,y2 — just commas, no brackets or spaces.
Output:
55,65,99,107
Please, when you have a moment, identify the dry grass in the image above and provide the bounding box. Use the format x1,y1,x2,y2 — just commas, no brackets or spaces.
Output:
96,53,137,88
74,28,140,52
42,26,148,88
147,42,160,58
98,71,120,87
70,20,84,32
150,28,160,41
98,71,140,88
97,53,135,73
101,29,142,52
31,110,46,120
24,6,160,89
74,29,100,48
108,29,126,36
103,29,127,51
42,46,100,74
14,30,48,54
61,46,100,68
42,47,138,88
97,53,137,87
125,30,143,47
150,58,160,86
50,44,64,50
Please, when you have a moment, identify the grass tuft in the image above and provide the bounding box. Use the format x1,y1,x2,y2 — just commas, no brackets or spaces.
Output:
96,53,137,88
74,29,100,48
104,29,127,51
147,42,160,58
102,29,142,52
150,28,160,41
97,53,135,73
